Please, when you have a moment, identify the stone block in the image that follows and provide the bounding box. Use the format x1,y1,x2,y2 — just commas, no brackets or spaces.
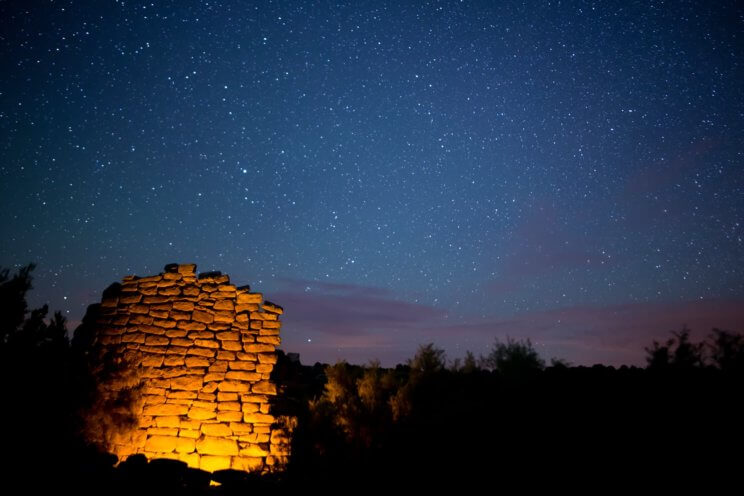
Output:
179,429,201,439
196,436,238,456
262,301,283,314
195,339,219,349
237,293,262,304
218,401,241,412
202,382,218,393
240,445,270,457
217,411,243,422
187,347,215,358
147,427,179,437
222,341,243,352
168,390,197,399
170,312,190,321
236,303,259,313
149,310,169,319
218,392,238,402
111,315,129,325
226,371,261,382
229,361,256,371
171,376,203,390
216,331,239,341
217,350,236,360
243,412,275,424
189,331,214,340
252,381,277,395
213,300,234,311
176,437,196,453
192,400,216,410
141,345,167,354
129,314,153,325
240,394,269,404
144,403,189,416
255,363,273,373
177,321,206,331
142,354,165,367
213,311,234,323
192,310,214,324
173,301,195,312
257,336,281,345
244,344,274,353
163,355,185,367
121,332,146,344
185,356,210,368
218,380,250,392
200,455,231,472
145,335,169,346
155,416,181,428
143,295,171,304
178,452,200,469
209,361,228,372
182,286,199,296
145,435,178,453
188,407,216,420
257,353,277,364
202,423,233,436
120,294,142,304
130,304,150,314
177,264,196,275
153,319,177,328
140,324,165,335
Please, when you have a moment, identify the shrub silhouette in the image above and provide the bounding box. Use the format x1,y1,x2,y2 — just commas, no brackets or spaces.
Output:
480,336,545,376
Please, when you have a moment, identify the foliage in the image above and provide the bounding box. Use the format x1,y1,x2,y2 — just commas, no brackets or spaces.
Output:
480,336,545,375
708,328,744,372
407,342,446,376
0,263,68,351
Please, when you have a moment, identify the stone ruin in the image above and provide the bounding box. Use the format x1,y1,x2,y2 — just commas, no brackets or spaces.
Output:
84,263,293,473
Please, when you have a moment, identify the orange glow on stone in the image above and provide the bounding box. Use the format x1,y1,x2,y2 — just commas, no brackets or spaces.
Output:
83,263,294,473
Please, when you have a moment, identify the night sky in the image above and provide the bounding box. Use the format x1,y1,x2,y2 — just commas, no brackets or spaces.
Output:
1,0,742,366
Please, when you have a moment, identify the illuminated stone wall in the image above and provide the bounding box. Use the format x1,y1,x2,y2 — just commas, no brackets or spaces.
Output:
89,263,292,473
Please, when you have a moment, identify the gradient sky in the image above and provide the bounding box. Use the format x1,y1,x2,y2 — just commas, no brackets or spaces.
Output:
1,0,742,366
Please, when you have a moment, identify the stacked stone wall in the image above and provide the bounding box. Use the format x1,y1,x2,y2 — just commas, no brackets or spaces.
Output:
90,263,292,473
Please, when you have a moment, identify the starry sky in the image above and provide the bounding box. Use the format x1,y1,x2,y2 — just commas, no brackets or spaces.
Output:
1,0,743,366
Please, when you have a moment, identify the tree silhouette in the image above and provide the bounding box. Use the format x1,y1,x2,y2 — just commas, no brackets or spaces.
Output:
480,336,545,375
708,328,744,373
645,327,705,369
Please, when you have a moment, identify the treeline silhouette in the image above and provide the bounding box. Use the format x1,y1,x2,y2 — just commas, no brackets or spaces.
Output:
2,264,743,492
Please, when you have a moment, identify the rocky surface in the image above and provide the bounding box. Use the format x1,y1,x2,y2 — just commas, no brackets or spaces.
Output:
87,263,293,473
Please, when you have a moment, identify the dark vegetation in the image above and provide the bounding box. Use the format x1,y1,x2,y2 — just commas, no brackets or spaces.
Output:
1,264,743,492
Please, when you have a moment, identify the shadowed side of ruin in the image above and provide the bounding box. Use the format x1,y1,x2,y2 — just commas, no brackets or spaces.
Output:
83,263,293,473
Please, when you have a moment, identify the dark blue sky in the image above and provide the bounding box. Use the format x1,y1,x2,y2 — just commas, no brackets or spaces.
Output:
1,0,742,366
